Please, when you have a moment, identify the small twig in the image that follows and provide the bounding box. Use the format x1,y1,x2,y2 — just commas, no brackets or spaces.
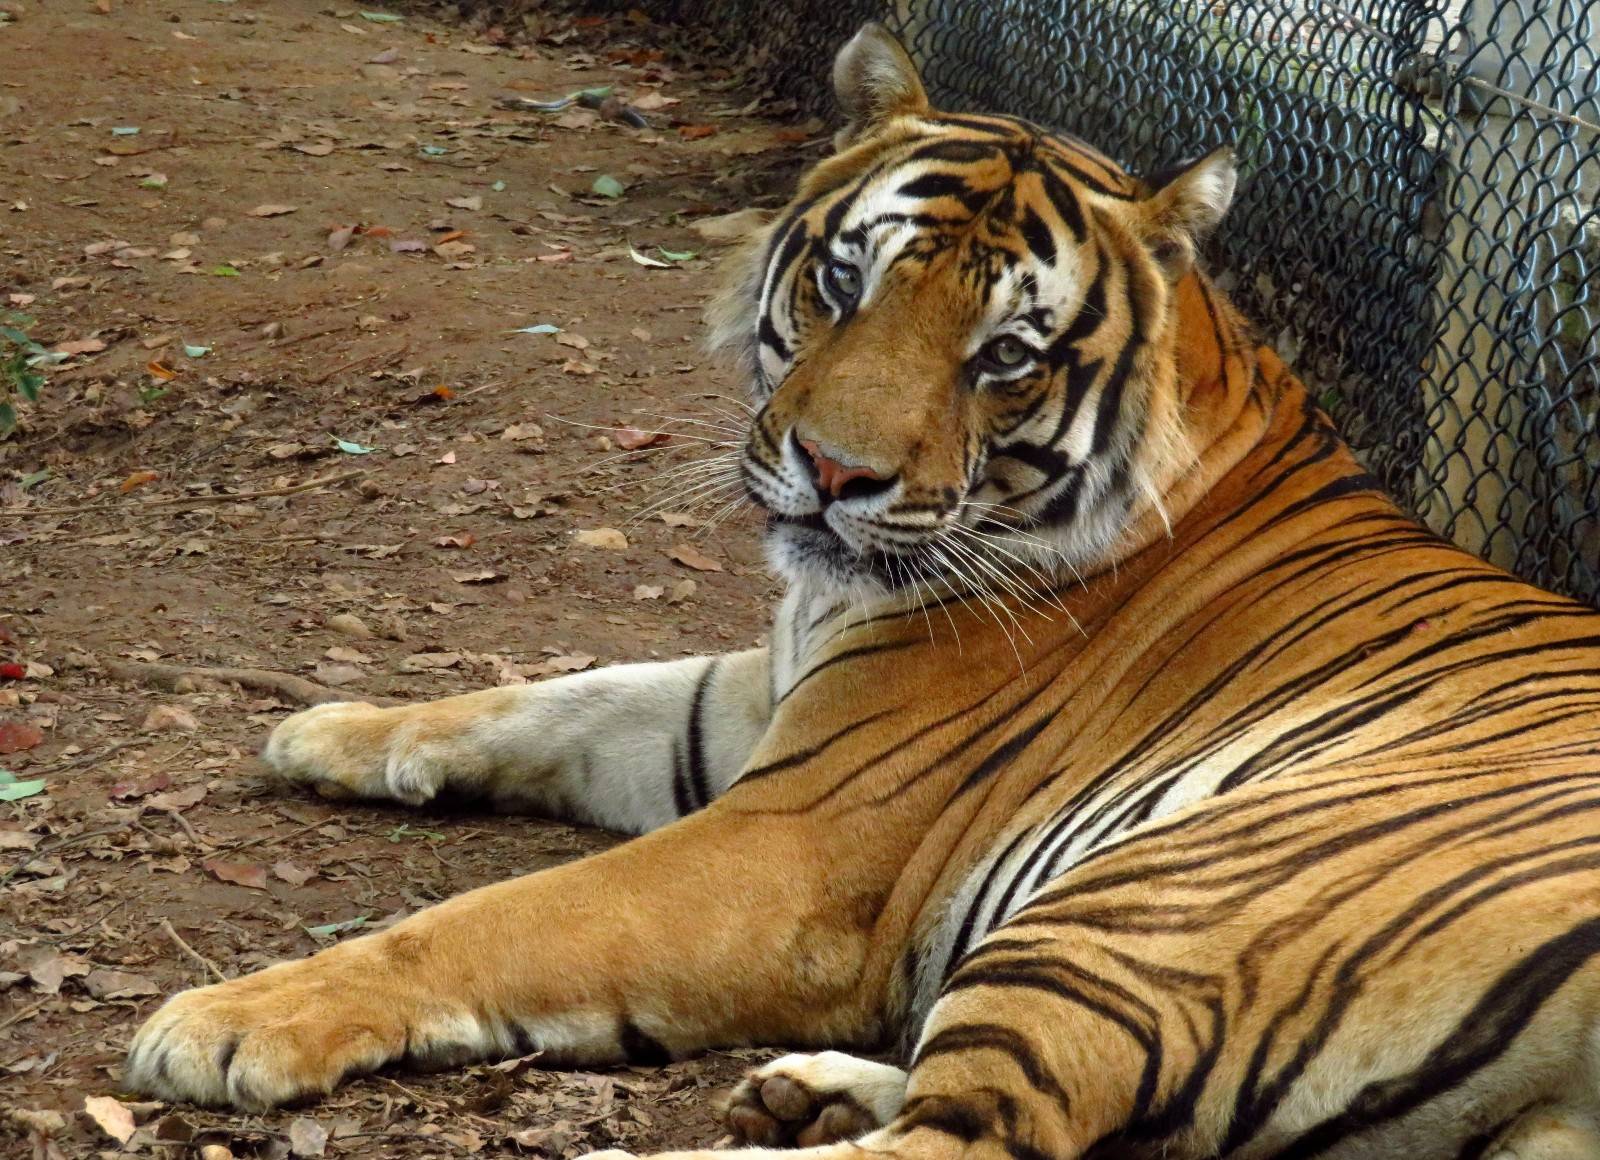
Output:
163,807,209,848
215,814,343,856
0,997,51,1032
0,826,129,890
159,918,229,984
306,342,410,385
94,656,399,708
0,469,370,519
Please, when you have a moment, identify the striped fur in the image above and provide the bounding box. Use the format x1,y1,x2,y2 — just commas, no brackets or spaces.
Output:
125,24,1600,1159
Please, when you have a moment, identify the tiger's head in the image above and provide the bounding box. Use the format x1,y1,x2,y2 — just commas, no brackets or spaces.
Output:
711,23,1238,598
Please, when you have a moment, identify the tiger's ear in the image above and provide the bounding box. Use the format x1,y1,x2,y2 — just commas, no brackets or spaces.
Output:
1138,148,1237,279
832,23,928,147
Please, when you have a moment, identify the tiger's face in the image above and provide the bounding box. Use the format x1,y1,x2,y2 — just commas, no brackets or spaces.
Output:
712,25,1237,598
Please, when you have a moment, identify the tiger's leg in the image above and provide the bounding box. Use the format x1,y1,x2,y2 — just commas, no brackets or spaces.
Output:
125,795,883,1111
725,1052,910,1146
262,648,769,833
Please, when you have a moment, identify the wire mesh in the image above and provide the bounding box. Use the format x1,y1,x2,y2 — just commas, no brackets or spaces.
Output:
606,0,1600,606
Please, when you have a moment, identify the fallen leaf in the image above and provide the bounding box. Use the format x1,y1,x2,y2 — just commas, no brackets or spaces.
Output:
289,1117,329,1157
305,915,368,939
332,437,377,455
668,578,698,603
146,360,178,381
53,336,108,356
614,425,669,450
109,772,172,800
630,91,679,111
327,225,356,252
436,532,476,549
667,544,724,572
326,612,372,638
397,652,463,672
689,206,769,243
82,968,160,1000
678,123,718,139
359,9,403,21
451,569,504,584
0,663,24,681
0,720,44,755
247,204,298,217
23,949,89,993
659,511,702,527
144,784,207,812
120,469,160,493
445,195,483,211
323,645,371,664
627,244,671,268
83,1096,136,1145
293,141,337,157
203,859,269,890
633,584,664,600
0,773,46,801
183,343,210,358
311,662,365,687
591,174,625,199
506,324,561,336
575,527,628,550
555,332,590,350
368,47,401,64
141,704,200,733
273,861,315,886
390,238,428,253
500,422,543,441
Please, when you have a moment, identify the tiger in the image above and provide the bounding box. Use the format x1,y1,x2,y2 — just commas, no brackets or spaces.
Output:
124,21,1600,1160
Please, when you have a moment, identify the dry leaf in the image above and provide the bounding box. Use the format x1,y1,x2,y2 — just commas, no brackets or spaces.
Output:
690,206,770,243
323,645,371,664
83,968,160,999
436,532,476,549
53,336,108,356
293,141,336,157
614,425,669,450
659,511,702,527
445,195,483,211
668,578,698,603
273,861,315,886
247,203,298,217
667,543,723,572
120,469,160,493
555,332,590,350
633,584,664,600
145,784,206,812
630,91,680,111
451,569,504,584
203,859,269,890
397,651,463,672
326,612,372,638
0,719,45,754
288,1117,329,1158
83,1096,136,1145
312,662,365,687
575,527,628,550
141,704,200,733
679,123,718,139
327,225,356,251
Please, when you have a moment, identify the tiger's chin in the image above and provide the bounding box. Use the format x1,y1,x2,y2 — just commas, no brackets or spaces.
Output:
763,515,905,599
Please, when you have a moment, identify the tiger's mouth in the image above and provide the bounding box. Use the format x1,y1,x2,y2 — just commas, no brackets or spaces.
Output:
764,510,926,591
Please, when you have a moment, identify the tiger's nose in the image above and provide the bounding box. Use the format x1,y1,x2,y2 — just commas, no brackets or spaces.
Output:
798,438,890,501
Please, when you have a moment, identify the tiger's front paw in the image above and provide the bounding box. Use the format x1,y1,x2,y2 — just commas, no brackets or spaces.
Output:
262,701,449,805
724,1052,908,1147
124,954,412,1110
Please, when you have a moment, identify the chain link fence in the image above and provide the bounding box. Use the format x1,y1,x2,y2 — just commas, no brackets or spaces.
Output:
604,0,1600,606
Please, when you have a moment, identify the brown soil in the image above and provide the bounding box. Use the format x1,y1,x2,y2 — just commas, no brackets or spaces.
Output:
0,1,815,1154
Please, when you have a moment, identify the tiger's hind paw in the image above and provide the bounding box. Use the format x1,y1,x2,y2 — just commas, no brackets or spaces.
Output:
723,1052,907,1147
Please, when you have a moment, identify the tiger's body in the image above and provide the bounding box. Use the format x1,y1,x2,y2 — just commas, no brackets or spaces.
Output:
125,25,1600,1160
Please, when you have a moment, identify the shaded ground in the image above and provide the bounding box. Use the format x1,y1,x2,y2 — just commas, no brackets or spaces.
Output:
0,1,818,1153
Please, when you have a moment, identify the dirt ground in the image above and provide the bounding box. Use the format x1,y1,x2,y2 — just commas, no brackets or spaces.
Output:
0,1,818,1154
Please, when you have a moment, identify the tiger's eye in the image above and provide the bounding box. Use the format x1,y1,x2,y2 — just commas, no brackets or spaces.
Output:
825,261,862,300
985,335,1031,369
